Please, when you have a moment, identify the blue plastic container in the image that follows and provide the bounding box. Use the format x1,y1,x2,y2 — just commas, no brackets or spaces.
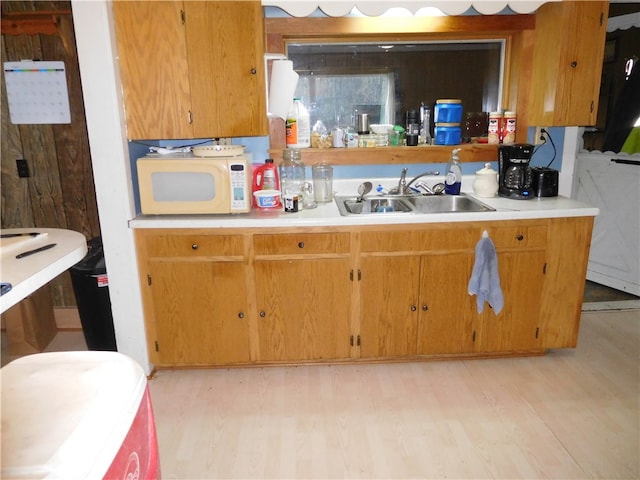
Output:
434,99,463,123
434,123,461,145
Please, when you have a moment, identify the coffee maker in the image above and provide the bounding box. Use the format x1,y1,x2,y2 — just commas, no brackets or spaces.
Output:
498,144,534,199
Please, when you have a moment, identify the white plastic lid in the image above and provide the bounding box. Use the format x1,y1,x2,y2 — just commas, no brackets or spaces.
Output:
476,162,498,175
1,352,147,479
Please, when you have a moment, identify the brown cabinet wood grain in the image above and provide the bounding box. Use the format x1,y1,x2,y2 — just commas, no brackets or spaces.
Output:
359,221,547,358
148,260,250,366
255,257,352,362
134,216,592,367
183,2,267,138
113,1,193,140
528,1,608,126
137,231,250,366
113,1,267,140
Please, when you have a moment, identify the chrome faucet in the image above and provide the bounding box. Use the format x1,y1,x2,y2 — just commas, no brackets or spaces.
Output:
389,169,440,195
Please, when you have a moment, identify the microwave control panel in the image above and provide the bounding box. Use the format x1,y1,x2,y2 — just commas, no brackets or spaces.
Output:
229,162,250,210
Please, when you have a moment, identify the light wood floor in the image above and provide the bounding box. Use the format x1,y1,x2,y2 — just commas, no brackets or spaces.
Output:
148,309,639,480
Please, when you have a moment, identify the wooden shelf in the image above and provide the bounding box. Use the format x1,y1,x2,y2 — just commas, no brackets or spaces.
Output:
268,143,499,165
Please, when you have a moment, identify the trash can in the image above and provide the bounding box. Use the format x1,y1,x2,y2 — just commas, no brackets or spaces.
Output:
70,236,117,351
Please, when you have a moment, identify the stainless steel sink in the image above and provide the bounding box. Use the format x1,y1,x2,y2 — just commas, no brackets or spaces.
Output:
407,194,495,213
336,196,414,216
334,194,495,216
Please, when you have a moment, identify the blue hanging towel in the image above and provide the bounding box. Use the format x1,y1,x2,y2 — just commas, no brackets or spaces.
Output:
468,231,504,314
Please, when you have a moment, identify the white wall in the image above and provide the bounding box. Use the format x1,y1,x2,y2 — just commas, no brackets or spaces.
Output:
71,1,151,374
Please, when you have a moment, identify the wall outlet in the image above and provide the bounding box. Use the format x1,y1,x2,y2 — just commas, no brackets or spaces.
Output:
534,127,548,145
16,158,30,178
216,138,232,145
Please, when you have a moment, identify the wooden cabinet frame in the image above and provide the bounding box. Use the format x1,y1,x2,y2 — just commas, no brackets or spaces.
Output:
134,215,594,368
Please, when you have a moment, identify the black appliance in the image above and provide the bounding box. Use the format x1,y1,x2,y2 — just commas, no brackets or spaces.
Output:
531,167,559,197
498,144,534,199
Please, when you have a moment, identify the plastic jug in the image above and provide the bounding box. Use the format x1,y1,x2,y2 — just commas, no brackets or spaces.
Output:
252,159,281,209
286,98,311,148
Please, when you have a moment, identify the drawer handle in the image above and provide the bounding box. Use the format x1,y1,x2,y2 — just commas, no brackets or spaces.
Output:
191,243,199,250
250,67,257,75
570,61,578,68
298,242,305,248
238,312,244,319
259,311,266,317
516,234,524,241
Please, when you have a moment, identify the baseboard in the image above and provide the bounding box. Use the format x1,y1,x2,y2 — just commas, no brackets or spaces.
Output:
582,300,640,311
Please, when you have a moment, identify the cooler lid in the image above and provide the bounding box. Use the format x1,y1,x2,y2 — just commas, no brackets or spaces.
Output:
1,351,147,479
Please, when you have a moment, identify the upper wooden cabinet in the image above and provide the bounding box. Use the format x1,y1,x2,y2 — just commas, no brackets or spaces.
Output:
528,1,608,126
113,1,267,140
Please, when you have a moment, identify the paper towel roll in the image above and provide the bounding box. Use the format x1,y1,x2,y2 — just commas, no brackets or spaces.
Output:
268,60,299,120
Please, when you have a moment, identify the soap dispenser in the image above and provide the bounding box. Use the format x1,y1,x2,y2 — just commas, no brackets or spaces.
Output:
444,148,462,195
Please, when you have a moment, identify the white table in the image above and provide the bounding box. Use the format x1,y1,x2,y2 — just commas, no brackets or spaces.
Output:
0,228,87,314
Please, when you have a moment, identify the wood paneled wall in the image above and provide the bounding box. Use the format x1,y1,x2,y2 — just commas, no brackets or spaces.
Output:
1,1,100,307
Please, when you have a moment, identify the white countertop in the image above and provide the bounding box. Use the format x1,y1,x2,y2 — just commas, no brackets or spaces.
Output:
129,176,599,229
0,228,88,313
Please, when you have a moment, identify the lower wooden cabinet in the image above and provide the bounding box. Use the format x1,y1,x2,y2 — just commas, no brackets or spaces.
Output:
134,216,593,367
255,258,351,361
359,222,547,358
139,232,250,366
148,260,250,365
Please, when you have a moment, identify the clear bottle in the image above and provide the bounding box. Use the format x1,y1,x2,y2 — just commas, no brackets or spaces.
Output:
279,149,306,207
286,98,311,148
444,148,462,195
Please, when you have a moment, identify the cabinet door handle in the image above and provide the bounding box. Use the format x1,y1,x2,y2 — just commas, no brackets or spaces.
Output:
250,68,257,75
191,243,199,250
422,305,428,311
570,61,578,68
298,241,305,248
410,305,417,312
238,312,244,319
259,311,266,317
516,234,524,241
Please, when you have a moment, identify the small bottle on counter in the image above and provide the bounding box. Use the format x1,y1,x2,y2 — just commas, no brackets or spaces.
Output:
444,148,462,195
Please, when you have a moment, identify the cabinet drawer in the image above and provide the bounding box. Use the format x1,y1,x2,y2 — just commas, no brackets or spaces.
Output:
254,232,350,255
485,224,548,249
361,227,478,252
147,234,245,257
361,222,548,253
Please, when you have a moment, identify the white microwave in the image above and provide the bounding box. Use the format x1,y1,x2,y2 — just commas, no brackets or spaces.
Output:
136,153,251,214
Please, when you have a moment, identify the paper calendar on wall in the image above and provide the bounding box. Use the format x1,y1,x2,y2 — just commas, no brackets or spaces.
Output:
3,60,71,125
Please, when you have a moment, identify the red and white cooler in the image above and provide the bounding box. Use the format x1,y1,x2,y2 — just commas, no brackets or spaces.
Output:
1,351,160,479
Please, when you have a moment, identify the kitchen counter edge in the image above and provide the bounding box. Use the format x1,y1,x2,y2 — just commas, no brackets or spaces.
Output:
129,194,599,229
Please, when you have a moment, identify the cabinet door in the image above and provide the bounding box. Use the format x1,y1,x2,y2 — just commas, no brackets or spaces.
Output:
149,260,250,366
417,253,477,355
529,1,607,126
476,250,545,352
360,255,421,357
184,2,267,137
255,258,351,361
539,217,594,348
113,1,193,139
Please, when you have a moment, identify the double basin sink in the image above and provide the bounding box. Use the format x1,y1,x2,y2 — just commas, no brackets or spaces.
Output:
335,193,495,216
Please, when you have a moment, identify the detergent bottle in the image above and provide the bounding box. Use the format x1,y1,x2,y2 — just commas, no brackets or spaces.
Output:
252,159,281,209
